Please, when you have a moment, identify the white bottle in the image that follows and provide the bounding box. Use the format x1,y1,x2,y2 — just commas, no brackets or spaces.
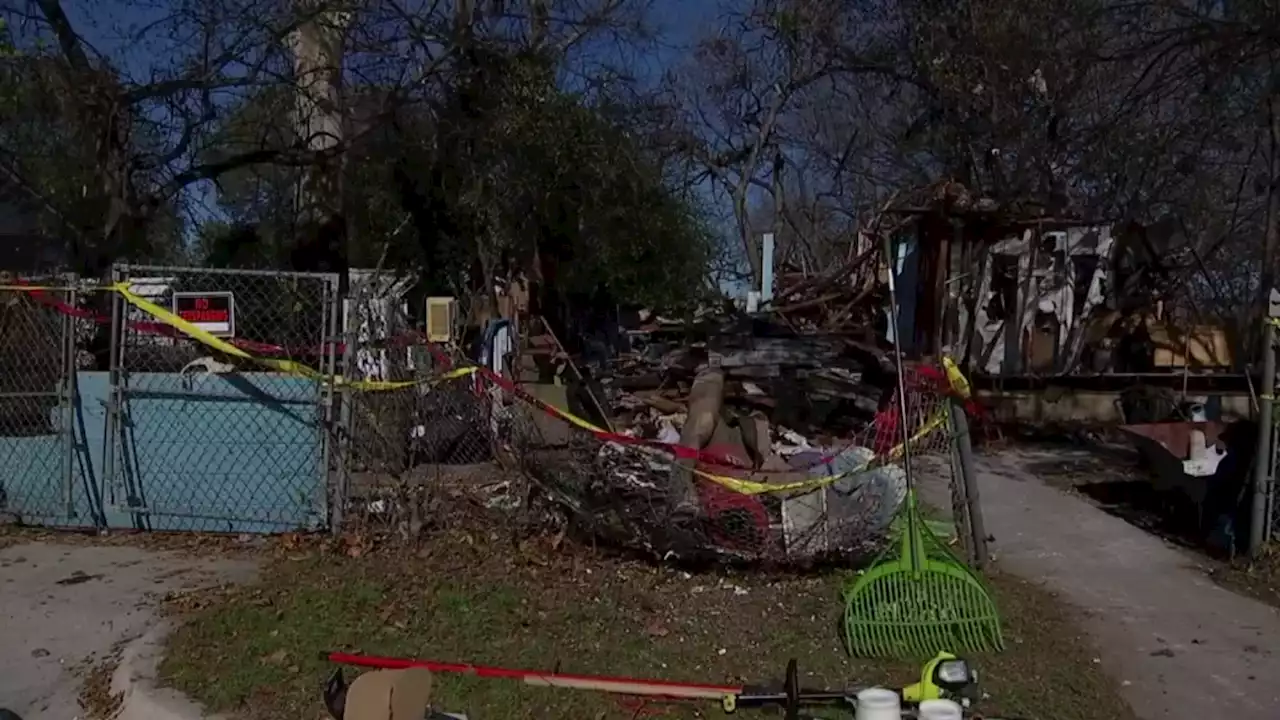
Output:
854,687,901,720
918,698,965,720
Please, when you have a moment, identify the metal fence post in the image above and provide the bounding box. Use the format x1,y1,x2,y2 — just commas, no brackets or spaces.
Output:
949,398,990,569
333,284,356,536
322,276,344,534
102,265,124,513
60,273,78,521
1269,419,1278,545
1251,319,1276,557
944,403,975,567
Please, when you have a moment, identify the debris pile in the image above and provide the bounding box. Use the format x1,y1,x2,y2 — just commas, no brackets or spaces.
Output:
603,314,899,451
510,198,963,564
543,305,943,563
767,244,884,334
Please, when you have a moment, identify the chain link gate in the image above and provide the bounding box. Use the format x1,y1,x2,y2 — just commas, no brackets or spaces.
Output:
0,273,96,527
100,265,341,532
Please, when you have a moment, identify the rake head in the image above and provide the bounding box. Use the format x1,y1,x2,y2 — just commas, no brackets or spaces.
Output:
843,560,1004,658
843,496,1003,658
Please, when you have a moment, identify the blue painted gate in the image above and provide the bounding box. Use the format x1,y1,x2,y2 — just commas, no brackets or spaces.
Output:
1,372,328,532
0,266,339,534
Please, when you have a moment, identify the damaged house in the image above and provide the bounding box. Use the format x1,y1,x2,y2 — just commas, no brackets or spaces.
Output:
890,214,1121,375
882,184,1246,423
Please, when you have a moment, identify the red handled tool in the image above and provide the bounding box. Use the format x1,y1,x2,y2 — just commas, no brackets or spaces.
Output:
324,651,741,700
321,651,984,720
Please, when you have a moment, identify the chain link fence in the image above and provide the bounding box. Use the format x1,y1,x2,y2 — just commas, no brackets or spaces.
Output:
103,265,339,532
0,272,88,526
334,276,504,538
327,325,985,568
0,265,986,572
0,265,505,537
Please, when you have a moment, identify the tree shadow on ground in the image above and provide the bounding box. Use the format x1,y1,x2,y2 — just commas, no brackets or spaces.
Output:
1073,478,1208,551
1015,443,1213,552
1016,431,1255,559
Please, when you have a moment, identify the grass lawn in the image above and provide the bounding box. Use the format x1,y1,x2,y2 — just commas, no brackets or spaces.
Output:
160,529,1134,720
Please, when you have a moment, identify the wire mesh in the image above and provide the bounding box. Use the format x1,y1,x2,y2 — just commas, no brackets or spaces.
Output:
326,284,959,564
503,363,962,566
1,264,978,558
0,273,85,526
335,280,502,537
108,265,338,532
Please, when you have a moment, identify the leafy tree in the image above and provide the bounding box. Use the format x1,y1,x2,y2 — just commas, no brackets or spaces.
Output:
197,39,714,313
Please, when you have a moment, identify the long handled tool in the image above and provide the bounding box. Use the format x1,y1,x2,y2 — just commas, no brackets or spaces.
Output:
842,235,1003,659
323,650,977,720
325,651,740,701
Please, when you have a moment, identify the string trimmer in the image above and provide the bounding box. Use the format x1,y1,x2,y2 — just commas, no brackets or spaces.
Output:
321,650,1003,720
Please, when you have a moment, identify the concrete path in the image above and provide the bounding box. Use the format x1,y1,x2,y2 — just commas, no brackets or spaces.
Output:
922,449,1280,720
0,541,256,720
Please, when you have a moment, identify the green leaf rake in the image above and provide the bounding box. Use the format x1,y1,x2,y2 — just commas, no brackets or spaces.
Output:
843,234,1003,659
842,489,1003,657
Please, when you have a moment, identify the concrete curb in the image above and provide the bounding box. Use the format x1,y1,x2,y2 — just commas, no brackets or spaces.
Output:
110,622,227,720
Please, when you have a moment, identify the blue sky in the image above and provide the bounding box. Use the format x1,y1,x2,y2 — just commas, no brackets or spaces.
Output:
58,1,169,74
59,0,720,82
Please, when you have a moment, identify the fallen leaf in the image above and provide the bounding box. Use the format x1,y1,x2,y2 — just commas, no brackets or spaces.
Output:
644,619,670,638
263,649,290,665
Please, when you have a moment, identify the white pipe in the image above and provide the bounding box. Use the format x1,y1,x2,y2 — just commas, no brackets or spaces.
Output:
761,233,775,305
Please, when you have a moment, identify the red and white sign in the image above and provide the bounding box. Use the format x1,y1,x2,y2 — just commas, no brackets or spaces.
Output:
172,291,235,337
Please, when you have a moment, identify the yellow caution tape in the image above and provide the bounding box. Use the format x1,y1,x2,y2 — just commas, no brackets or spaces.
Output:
111,283,457,391
1,282,462,391
693,408,949,495
4,281,973,497
114,283,318,376
692,361,971,494
942,355,971,398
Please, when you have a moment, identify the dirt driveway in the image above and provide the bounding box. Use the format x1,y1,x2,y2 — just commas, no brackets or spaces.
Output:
0,540,256,720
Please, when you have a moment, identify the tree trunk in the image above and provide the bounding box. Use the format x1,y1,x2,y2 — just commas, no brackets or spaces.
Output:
290,2,350,284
